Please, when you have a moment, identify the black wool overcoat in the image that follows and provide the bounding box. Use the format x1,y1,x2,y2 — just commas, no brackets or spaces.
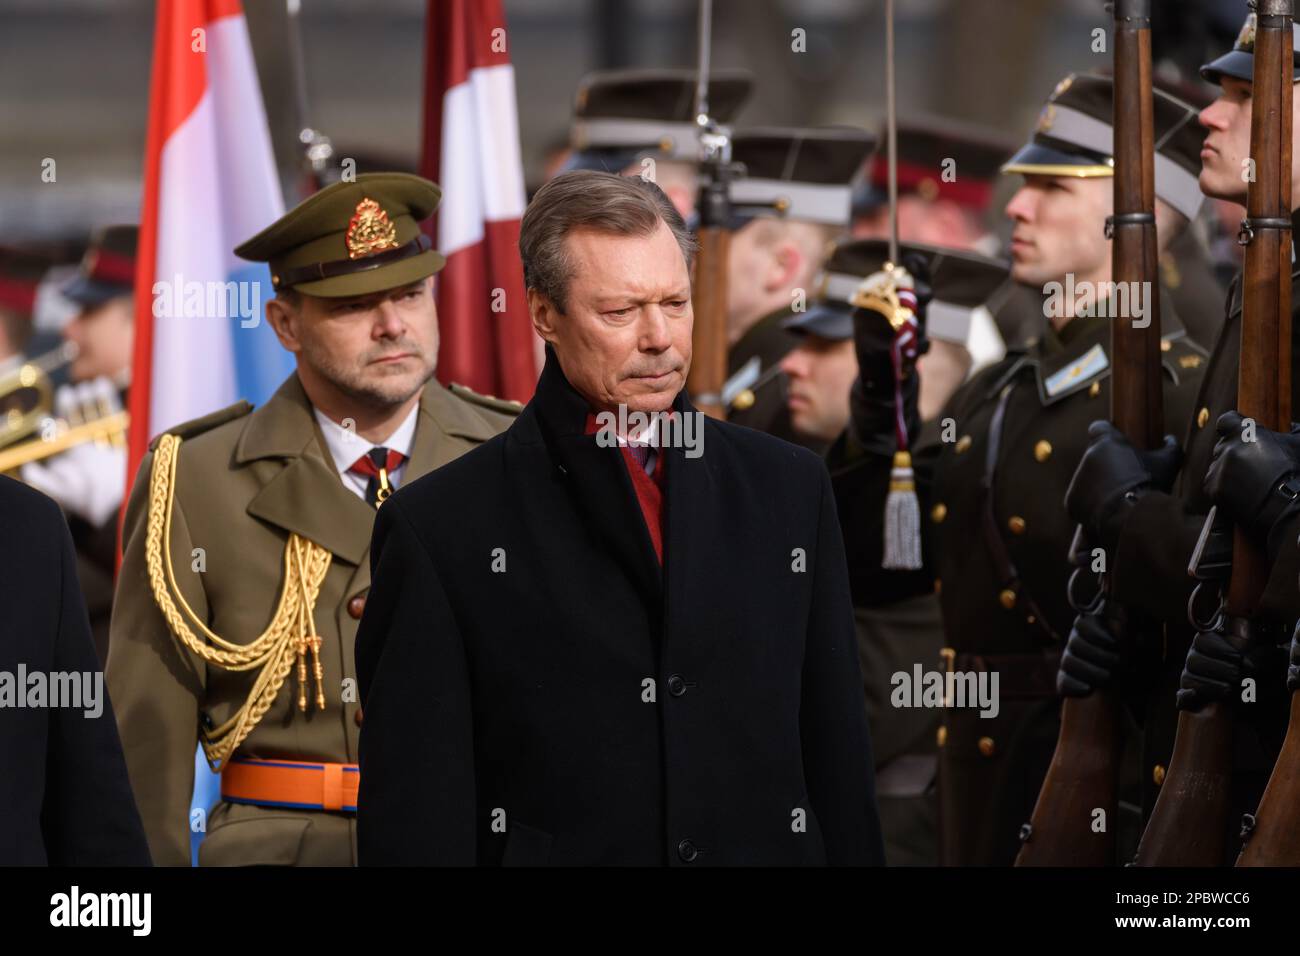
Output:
355,351,884,865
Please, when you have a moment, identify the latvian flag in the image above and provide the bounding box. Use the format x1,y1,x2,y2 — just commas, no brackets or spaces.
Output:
420,0,538,403
128,0,292,484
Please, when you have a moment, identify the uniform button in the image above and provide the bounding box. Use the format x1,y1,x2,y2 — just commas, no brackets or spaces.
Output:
732,389,755,412
348,595,366,619
931,503,947,523
1033,440,1052,463
667,674,687,697
999,588,1017,609
354,708,364,727
936,725,948,747
978,736,996,757
955,435,972,454
1197,407,1210,429
677,838,698,862
1089,381,1101,398
933,578,942,595
1160,339,1172,352
1153,764,1166,786
1007,516,1026,535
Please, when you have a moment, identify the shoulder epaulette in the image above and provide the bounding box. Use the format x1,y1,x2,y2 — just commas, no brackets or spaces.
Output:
147,400,254,451
449,382,524,416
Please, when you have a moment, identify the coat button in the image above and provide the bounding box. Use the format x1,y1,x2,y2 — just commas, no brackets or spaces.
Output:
677,839,698,862
667,674,687,697
954,435,972,454
1033,440,1052,463
1197,407,1210,428
931,503,947,523
1089,381,1101,398
1153,764,1166,786
1007,515,1026,535
354,708,364,727
978,736,996,757
999,588,1017,609
936,725,947,747
348,595,366,619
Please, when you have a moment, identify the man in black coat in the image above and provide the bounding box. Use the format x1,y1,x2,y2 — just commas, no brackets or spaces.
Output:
0,476,150,865
355,170,884,866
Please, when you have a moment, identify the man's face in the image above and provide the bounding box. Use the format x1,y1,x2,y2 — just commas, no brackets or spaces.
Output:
1199,77,1254,203
853,195,986,250
1004,174,1112,287
63,295,133,383
726,219,777,330
273,277,439,411
534,220,692,416
779,333,857,443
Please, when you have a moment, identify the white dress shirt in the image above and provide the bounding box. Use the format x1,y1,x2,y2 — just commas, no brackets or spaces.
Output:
313,403,420,502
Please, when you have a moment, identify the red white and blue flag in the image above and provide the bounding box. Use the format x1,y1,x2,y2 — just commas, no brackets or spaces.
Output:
420,0,538,402
127,0,292,483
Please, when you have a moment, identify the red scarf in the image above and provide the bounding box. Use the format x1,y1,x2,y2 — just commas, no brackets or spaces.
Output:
585,413,666,564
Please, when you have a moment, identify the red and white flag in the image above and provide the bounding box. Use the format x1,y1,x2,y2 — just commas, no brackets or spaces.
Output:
420,0,538,403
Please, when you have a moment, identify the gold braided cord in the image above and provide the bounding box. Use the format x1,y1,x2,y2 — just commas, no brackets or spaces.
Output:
145,433,332,770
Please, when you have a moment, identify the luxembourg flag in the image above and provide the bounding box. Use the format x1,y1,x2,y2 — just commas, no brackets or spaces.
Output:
127,0,292,482
420,0,538,402
127,0,291,865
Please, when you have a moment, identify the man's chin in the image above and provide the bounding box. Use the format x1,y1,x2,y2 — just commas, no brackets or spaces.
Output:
1199,169,1246,205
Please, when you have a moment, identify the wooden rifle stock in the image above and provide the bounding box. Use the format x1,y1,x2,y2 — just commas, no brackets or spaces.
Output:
1016,0,1162,866
1137,0,1293,867
688,222,730,421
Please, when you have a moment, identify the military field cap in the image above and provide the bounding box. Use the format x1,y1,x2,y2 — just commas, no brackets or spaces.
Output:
1002,72,1205,221
785,238,1008,343
234,172,444,298
728,126,875,228
62,225,138,308
562,68,754,174
855,117,1015,216
0,248,52,315
1201,13,1300,85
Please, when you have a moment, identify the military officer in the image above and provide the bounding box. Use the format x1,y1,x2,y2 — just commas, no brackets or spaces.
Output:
557,67,753,222
787,238,1008,865
837,72,1211,866
1061,16,1300,858
106,173,520,866
722,126,874,449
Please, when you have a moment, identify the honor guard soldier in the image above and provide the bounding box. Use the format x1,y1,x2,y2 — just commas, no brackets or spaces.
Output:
1061,17,1300,858
558,67,754,222
106,174,520,866
722,126,875,449
789,238,1009,865
839,72,1211,866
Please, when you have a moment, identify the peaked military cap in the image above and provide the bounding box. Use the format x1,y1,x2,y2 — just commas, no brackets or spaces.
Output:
62,225,138,308
729,126,875,228
786,239,1008,343
1002,72,1205,220
1201,12,1300,85
855,118,1014,216
234,172,444,298
562,68,754,174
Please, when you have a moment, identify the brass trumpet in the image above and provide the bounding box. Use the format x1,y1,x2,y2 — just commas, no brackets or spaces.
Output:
0,342,78,449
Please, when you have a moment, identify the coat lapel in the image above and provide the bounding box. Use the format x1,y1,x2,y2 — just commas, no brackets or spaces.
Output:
235,375,376,566
531,351,663,610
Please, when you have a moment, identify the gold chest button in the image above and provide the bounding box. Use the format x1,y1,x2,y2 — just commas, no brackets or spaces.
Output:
1197,407,1210,428
1033,440,1052,462
931,503,948,523
1089,381,1101,398
999,588,1017,609
1153,764,1166,786
978,736,996,757
955,434,972,454
1008,516,1026,535
937,725,948,747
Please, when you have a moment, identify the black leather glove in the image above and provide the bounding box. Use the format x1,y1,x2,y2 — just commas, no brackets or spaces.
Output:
1064,421,1182,553
1203,410,1300,557
1176,620,1281,711
1058,609,1124,697
849,253,931,450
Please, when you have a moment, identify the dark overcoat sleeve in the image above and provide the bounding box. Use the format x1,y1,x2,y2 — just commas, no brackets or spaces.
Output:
355,496,477,865
801,465,887,865
34,491,151,866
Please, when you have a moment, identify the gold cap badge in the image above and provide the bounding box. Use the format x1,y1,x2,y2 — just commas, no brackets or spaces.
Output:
345,198,399,260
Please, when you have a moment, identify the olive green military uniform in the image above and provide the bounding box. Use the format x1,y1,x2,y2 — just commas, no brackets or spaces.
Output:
925,305,1207,866
107,377,517,865
105,172,521,865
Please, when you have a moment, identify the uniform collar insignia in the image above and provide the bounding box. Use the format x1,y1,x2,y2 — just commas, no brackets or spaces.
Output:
1043,342,1109,399
346,198,400,259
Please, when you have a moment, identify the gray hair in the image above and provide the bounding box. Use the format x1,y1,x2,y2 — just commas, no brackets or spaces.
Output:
519,171,697,314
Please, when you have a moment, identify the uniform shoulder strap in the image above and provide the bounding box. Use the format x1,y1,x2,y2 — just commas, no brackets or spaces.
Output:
147,400,254,451
448,382,524,417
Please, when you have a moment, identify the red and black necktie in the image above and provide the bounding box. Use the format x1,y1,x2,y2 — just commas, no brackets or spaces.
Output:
348,447,406,508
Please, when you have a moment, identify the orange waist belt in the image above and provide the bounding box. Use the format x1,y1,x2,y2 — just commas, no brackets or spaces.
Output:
221,757,359,813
